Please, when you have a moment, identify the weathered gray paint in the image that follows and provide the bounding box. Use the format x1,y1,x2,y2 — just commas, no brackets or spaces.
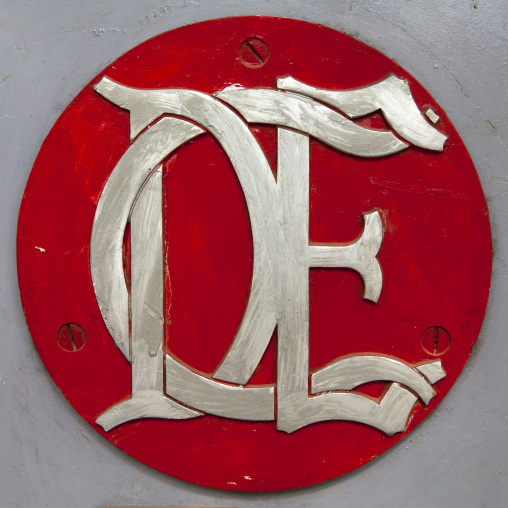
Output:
1,1,506,507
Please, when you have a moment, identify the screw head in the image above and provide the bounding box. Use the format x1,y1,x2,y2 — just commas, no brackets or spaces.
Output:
57,323,86,352
421,326,451,356
239,37,269,68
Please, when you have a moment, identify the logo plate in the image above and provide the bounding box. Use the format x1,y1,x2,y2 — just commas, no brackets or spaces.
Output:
17,17,492,491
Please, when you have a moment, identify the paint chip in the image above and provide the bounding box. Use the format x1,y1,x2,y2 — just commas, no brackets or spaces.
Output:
219,83,245,93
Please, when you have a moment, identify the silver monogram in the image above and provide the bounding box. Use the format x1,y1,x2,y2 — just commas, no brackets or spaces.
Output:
91,76,446,433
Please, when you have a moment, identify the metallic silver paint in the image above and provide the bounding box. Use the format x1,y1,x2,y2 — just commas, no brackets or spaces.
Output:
277,76,447,150
271,129,423,435
282,383,419,435
165,355,275,421
95,391,201,432
90,115,204,359
216,88,409,157
308,211,383,302
131,167,164,393
95,78,282,390
91,77,445,434
416,360,446,384
96,169,201,431
425,107,440,125
311,356,441,404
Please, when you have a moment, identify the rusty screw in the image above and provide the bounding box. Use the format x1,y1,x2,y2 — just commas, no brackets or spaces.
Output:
239,37,269,68
421,326,451,356
57,323,86,352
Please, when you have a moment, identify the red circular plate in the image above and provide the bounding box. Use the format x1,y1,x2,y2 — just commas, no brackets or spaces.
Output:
17,17,492,491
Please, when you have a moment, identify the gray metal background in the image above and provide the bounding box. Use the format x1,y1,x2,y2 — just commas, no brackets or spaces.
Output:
1,1,506,507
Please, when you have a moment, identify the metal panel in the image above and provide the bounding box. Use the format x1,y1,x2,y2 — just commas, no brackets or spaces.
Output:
1,1,507,507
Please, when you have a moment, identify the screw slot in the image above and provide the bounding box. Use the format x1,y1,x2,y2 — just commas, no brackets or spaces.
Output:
57,323,86,352
421,326,451,356
239,37,269,68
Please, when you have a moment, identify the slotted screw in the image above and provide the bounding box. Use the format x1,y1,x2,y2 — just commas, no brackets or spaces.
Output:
57,323,86,352
421,326,451,356
239,37,269,68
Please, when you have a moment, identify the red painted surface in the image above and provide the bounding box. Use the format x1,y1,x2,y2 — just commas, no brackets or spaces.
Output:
17,17,492,491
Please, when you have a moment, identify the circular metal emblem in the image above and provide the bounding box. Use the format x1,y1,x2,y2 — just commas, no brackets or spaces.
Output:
17,17,492,491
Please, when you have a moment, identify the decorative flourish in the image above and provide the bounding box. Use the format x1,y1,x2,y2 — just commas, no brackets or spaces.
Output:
92,76,447,434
